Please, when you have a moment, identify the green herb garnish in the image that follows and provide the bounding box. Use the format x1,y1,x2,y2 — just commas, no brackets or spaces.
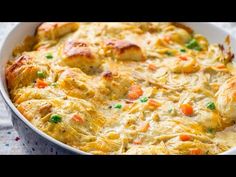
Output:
49,114,62,123
114,104,122,109
206,102,216,110
185,39,202,51
46,53,53,59
140,97,148,103
37,71,46,78
180,49,186,53
207,128,215,134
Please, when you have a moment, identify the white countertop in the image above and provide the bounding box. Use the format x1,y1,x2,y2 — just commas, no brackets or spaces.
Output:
0,22,235,154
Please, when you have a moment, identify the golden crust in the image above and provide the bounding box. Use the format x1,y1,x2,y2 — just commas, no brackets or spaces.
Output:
98,70,134,100
6,55,38,90
104,40,146,61
36,22,79,41
63,40,94,60
59,40,100,73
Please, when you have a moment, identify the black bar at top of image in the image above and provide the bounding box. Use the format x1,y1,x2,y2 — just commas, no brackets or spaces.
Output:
1,0,236,22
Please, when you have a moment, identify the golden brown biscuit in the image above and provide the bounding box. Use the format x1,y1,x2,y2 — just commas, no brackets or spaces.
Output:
104,40,146,61
98,70,134,100
6,55,48,90
36,22,79,41
59,40,101,73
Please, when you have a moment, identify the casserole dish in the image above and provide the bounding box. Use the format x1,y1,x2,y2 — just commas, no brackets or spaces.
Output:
0,22,236,154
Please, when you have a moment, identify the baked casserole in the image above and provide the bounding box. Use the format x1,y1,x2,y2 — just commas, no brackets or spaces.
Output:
5,22,236,155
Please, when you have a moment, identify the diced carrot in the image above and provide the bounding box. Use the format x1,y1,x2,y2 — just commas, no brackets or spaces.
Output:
215,64,226,69
148,64,157,71
179,56,188,61
179,134,192,141
180,104,193,116
139,122,150,132
148,99,161,108
72,114,84,124
127,85,143,100
35,79,48,88
190,148,202,155
133,140,142,145
127,92,139,100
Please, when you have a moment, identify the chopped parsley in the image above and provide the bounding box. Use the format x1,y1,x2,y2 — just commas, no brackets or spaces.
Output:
114,104,122,109
46,53,53,59
206,102,216,110
49,114,62,123
207,128,215,134
140,97,148,103
185,39,202,51
37,71,46,78
180,49,186,53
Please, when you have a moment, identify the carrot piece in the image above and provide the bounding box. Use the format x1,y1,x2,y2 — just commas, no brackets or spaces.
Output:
148,64,157,71
127,85,143,100
190,148,202,155
72,114,84,124
133,140,142,145
139,122,150,132
180,104,193,116
179,134,192,141
127,92,139,100
215,64,226,69
179,56,188,61
148,99,161,108
35,79,48,88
